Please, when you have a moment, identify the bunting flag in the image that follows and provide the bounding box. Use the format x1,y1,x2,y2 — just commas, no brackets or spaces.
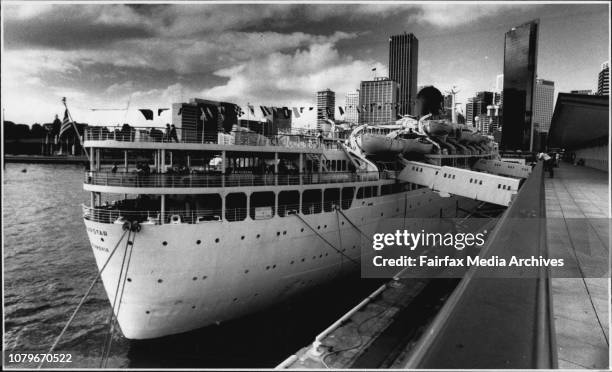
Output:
326,107,333,117
260,106,267,116
206,107,214,119
234,104,244,116
200,107,207,121
338,106,344,115
177,107,183,116
59,109,72,137
356,107,361,113
217,106,225,121
282,107,291,119
139,109,154,120
300,107,304,114
158,108,169,116
292,107,300,118
309,107,314,111
248,105,255,115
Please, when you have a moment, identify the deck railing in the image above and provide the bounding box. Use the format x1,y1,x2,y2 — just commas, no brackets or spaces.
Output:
82,200,355,225
84,171,389,188
84,126,342,150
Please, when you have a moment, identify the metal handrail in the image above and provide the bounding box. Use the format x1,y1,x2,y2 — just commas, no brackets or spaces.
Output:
402,161,557,369
84,171,386,188
84,126,343,150
83,199,354,224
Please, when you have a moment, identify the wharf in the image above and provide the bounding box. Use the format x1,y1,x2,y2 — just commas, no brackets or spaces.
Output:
4,154,89,164
545,163,610,369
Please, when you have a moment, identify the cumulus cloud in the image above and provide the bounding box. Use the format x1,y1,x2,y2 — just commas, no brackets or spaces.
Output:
200,42,387,127
407,4,538,28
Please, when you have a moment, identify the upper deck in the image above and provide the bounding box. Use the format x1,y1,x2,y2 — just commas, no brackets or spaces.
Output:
83,126,342,153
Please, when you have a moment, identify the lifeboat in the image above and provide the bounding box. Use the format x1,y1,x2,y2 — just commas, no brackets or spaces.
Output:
360,133,433,154
423,120,453,136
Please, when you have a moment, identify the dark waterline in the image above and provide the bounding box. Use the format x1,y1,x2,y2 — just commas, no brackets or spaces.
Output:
3,163,383,368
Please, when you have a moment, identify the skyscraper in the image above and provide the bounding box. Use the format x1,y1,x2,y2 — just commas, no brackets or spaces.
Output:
317,89,335,130
598,61,609,95
533,78,555,133
359,77,398,124
495,74,504,92
465,91,494,127
501,19,539,151
389,33,418,116
344,91,360,124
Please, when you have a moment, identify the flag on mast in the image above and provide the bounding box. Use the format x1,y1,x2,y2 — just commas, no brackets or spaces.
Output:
59,109,71,138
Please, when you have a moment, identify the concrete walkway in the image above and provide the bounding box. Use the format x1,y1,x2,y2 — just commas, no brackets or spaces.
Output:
545,163,610,369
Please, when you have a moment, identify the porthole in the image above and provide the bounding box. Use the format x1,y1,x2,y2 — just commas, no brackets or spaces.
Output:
241,236,245,240
215,238,220,243
145,310,150,314
324,225,327,228
202,276,208,280
290,260,295,264
196,240,201,245
256,234,261,238
312,256,316,259
272,264,276,268
266,266,270,270
100,237,104,242
192,305,196,309
254,293,259,297
127,278,132,282
283,231,287,235
317,226,321,230
157,279,163,283
277,232,281,236
301,258,305,262
162,241,168,246
300,228,304,232
233,298,238,302
244,269,249,274
192,277,197,281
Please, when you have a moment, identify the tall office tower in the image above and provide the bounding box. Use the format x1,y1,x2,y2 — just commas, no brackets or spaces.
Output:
598,61,609,95
465,91,494,126
344,91,360,124
533,78,555,133
359,77,398,124
495,74,504,92
389,33,418,116
317,89,335,130
501,19,539,151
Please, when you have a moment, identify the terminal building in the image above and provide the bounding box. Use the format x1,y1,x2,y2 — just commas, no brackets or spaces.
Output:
359,77,398,124
548,93,609,171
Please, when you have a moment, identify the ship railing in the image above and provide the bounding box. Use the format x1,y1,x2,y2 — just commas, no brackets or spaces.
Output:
84,126,342,150
83,200,354,225
84,171,386,188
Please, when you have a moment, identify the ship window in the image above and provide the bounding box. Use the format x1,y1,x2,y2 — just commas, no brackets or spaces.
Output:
302,189,322,214
278,190,299,217
226,193,247,221
250,191,275,220
324,188,340,212
381,184,392,195
192,194,222,222
341,187,354,210
356,187,365,199
364,186,372,198
331,160,336,171
372,186,378,197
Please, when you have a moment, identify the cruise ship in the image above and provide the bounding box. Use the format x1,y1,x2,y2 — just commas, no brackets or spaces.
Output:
81,113,530,339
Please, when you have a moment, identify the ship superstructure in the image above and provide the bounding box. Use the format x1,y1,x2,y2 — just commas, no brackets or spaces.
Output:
81,117,527,339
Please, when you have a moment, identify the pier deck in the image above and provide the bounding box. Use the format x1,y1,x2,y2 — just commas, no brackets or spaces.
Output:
545,163,610,369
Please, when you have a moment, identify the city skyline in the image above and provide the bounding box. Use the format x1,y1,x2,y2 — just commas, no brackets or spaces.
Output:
2,2,609,126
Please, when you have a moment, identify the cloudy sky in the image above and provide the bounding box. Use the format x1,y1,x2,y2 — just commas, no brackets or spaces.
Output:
2,2,609,127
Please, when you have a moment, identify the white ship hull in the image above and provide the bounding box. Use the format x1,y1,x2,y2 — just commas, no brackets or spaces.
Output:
84,189,477,339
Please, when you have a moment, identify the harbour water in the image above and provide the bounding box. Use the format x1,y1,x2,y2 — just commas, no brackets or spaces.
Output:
3,163,382,368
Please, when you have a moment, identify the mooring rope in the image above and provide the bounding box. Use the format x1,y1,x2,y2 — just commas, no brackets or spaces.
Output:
291,211,359,265
335,207,372,243
101,229,137,368
38,229,129,369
